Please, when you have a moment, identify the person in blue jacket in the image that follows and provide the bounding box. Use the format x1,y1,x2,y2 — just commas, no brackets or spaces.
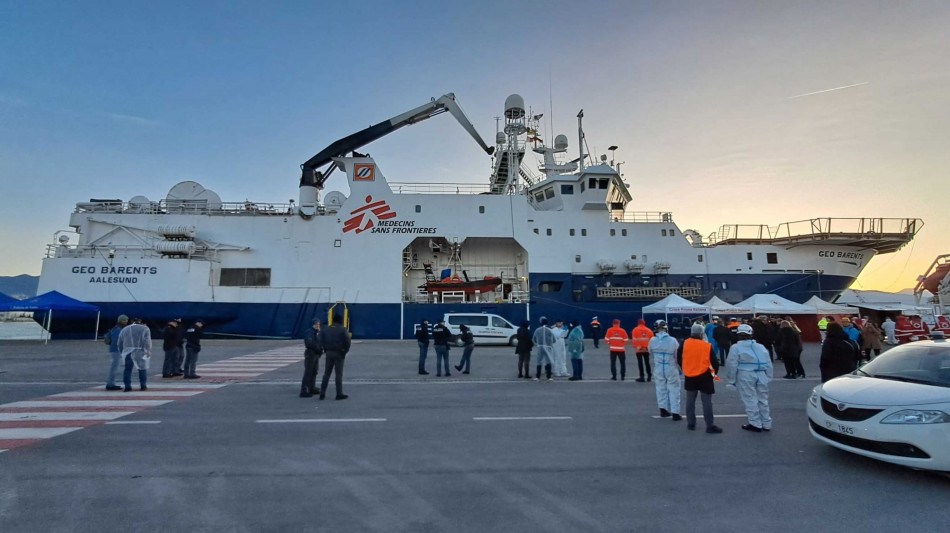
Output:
704,317,719,357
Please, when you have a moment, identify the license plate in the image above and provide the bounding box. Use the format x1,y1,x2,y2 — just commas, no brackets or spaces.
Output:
825,420,855,435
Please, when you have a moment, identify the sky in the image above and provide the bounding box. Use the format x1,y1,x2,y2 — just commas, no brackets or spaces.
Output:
1,0,948,292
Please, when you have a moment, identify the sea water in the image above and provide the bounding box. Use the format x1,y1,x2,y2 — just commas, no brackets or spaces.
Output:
0,321,47,340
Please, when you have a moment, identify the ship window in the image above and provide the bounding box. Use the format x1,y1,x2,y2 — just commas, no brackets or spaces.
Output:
333,239,341,248
767,252,778,264
560,184,574,195
642,255,648,262
544,188,555,199
610,229,616,236
721,281,729,290
747,252,753,260
631,255,637,260
621,229,627,237
478,205,485,214
575,255,581,263
581,229,587,236
534,192,545,202
610,202,624,211
598,178,609,189
415,205,421,213
698,255,704,262
661,229,667,236
539,282,563,293
533,228,539,234
570,229,575,236
668,229,675,237
220,268,271,287
588,177,597,189
546,228,552,236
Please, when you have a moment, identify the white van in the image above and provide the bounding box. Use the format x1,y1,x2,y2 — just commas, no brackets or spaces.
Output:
443,313,518,346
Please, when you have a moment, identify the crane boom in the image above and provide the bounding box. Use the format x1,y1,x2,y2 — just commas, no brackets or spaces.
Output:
299,93,494,189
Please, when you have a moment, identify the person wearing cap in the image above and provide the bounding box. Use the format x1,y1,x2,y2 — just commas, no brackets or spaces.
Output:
677,323,723,433
300,319,323,397
416,319,431,375
454,324,475,374
161,320,179,378
724,324,773,432
104,315,129,391
117,317,152,392
648,320,682,420
605,319,629,380
532,317,556,381
515,320,533,378
432,318,452,377
567,319,585,380
589,317,602,348
630,319,654,382
183,321,204,379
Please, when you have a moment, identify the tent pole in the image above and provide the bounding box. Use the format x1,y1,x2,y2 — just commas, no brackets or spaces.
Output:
94,311,100,341
45,309,52,345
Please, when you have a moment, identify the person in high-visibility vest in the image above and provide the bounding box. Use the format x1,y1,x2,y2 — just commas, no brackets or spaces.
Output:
605,319,629,380
677,323,723,433
648,320,682,420
630,319,654,382
817,316,829,343
590,317,602,348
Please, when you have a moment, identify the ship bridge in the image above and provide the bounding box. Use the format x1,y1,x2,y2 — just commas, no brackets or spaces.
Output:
703,218,922,253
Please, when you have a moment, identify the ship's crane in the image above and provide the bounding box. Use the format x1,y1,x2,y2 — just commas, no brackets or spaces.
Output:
299,93,494,195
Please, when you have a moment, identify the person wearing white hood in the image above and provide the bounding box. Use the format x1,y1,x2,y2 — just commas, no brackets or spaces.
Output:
551,319,570,377
532,317,556,381
724,324,773,432
882,317,897,345
648,320,682,420
117,317,152,392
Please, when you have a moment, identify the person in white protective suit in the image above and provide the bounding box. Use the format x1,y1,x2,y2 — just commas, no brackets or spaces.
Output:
532,317,556,381
724,324,773,432
552,319,570,377
881,317,897,345
648,320,682,420
117,317,152,392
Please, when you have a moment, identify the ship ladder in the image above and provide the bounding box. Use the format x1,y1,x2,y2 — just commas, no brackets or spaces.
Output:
328,301,351,333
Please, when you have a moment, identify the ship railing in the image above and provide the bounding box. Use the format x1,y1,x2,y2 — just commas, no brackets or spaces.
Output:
388,182,492,195
74,200,299,216
704,217,923,252
610,212,674,223
45,243,218,260
596,286,703,300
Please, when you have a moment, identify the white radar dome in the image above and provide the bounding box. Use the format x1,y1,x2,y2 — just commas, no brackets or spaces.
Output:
323,191,348,212
166,181,222,210
495,132,506,144
504,94,525,119
554,134,569,149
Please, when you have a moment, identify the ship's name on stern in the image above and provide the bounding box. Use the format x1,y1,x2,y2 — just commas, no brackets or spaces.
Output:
71,265,159,284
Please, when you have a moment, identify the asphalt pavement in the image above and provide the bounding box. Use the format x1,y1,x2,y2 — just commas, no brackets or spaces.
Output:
0,338,947,532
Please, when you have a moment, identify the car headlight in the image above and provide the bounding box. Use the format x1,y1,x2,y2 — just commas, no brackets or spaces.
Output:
880,410,950,424
809,387,820,408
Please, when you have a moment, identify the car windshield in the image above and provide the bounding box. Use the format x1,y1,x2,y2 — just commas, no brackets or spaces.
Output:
860,344,950,388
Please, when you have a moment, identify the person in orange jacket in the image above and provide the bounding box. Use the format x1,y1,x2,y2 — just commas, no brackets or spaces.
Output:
605,319,629,380
590,317,602,348
630,319,654,382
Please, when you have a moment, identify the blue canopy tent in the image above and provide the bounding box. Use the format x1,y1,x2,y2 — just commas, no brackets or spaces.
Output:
0,291,100,343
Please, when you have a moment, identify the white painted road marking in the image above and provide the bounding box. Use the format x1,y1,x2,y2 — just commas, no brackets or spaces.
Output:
256,418,387,423
0,427,83,439
473,416,573,421
105,421,162,425
4,400,173,408
51,391,202,398
0,412,137,421
650,414,749,419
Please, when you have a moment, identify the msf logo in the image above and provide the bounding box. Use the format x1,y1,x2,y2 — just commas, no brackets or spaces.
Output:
343,195,396,234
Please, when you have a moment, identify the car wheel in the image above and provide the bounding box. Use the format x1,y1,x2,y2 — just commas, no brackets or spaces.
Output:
509,335,518,347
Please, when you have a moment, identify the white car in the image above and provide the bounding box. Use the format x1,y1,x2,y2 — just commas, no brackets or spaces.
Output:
806,339,950,472
444,313,518,346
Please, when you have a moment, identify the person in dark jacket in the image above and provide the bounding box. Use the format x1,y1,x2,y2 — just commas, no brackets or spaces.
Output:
767,319,782,361
319,314,351,400
105,315,129,390
300,320,322,397
712,319,732,363
161,320,179,378
183,321,204,379
751,316,774,361
515,321,533,378
454,324,475,374
589,317,602,348
415,319,430,375
819,322,861,383
432,319,452,377
173,318,185,375
775,320,805,379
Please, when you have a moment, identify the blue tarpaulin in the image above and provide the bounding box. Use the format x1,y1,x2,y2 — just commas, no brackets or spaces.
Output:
0,292,18,305
0,291,100,342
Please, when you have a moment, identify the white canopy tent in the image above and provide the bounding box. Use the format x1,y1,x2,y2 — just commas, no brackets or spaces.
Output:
642,294,710,322
702,296,753,316
734,294,815,315
803,295,852,315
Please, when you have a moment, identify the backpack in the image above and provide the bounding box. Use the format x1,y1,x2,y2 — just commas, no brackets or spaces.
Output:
103,328,113,345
